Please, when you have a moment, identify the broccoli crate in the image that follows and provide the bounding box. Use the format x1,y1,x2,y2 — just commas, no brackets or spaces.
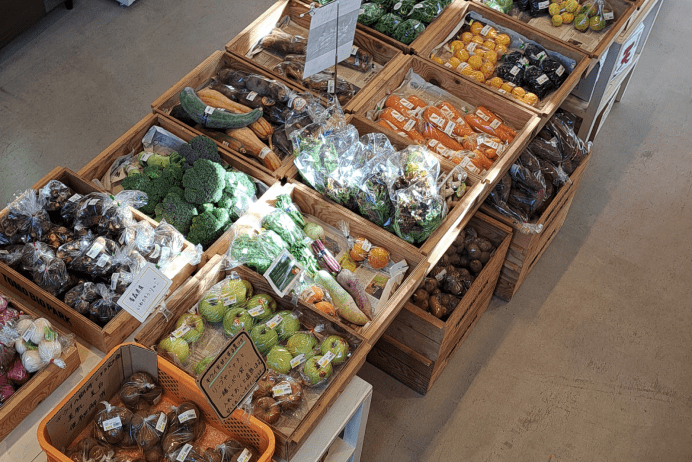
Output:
38,343,275,462
135,254,368,461
367,212,512,394
0,290,81,443
0,167,199,353
413,1,591,117
224,0,402,113
479,148,592,301
470,0,636,59
78,113,277,265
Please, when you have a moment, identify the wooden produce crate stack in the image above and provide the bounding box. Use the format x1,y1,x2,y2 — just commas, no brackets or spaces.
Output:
0,168,199,353
78,112,277,265
0,291,81,442
150,51,302,180
368,212,512,394
412,1,591,118
224,0,402,113
136,255,369,460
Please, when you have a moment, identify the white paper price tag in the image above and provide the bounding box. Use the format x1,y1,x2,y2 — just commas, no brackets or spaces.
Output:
510,66,521,76
444,121,456,136
86,241,104,259
403,119,416,132
22,324,36,342
475,109,490,121
177,444,193,462
480,25,493,36
435,269,447,282
248,306,265,317
172,325,191,339
237,449,252,462
399,98,414,109
223,295,237,306
87,198,100,207
178,409,197,423
266,314,283,329
259,147,271,159
327,79,335,94
272,382,293,397
290,354,306,369
604,11,614,20
117,263,172,323
556,65,565,77
538,1,549,9
110,273,119,291
360,239,372,252
68,193,82,203
140,152,153,163
318,351,336,367
96,254,110,268
204,106,215,115
246,91,258,101
490,119,502,130
156,413,167,433
102,416,122,431
351,45,359,55
537,74,550,85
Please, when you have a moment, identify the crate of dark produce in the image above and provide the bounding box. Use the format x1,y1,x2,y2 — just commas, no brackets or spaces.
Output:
368,212,512,394
349,0,457,54
413,1,590,116
480,110,592,300
0,167,200,353
0,291,81,442
78,113,277,266
38,342,275,462
150,51,310,180
472,0,636,59
224,0,402,113
135,254,369,460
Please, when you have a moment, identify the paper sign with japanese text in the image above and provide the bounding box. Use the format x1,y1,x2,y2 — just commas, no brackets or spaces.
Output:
117,263,172,322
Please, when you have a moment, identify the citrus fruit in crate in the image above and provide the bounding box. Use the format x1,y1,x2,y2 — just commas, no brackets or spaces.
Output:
461,31,474,43
471,35,484,45
470,71,486,83
302,286,324,303
368,247,390,269
552,14,564,26
496,44,508,57
483,40,496,50
581,2,599,17
449,57,462,68
574,13,590,31
549,3,561,16
590,15,606,31
495,33,511,47
523,93,539,106
468,55,483,70
562,12,575,23
350,238,370,261
450,40,465,54
500,82,516,93
470,21,484,35
481,61,496,79
484,49,498,64
460,65,475,76
455,49,470,62
512,87,526,99
431,55,445,65
564,0,579,13
314,301,336,317
488,77,504,89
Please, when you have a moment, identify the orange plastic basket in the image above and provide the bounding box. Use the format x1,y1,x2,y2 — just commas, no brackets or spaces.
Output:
38,343,275,462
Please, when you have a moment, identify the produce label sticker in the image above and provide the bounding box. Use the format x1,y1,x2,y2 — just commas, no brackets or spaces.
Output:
178,409,197,423
604,11,614,20
156,413,167,433
435,269,447,282
0,250,7,255
140,152,153,163
86,241,104,259
444,121,456,136
110,273,119,291
318,351,336,367
102,416,122,431
248,306,265,317
196,331,267,422
264,249,304,298
537,0,549,9
351,45,359,55
400,98,414,109
96,254,110,268
177,444,193,462
290,354,306,369
272,382,293,397
237,449,252,462
172,325,191,339
22,324,36,342
475,110,490,121
246,91,258,101
68,194,82,203
117,263,172,323
87,198,100,207
490,119,502,130
480,25,493,37
259,147,271,159
536,74,550,85
266,315,283,330
556,65,565,77
223,295,237,306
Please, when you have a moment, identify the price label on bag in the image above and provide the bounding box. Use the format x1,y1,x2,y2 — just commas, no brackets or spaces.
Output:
177,444,193,462
237,449,252,462
318,351,336,367
272,382,293,397
102,416,122,431
178,409,197,423
117,263,172,322
171,325,191,339
266,315,283,330
290,354,306,369
156,413,167,433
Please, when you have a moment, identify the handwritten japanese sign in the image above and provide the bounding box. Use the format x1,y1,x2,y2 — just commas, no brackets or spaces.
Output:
117,263,172,322
196,331,266,421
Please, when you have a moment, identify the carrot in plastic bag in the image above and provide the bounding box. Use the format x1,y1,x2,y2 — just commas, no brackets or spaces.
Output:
422,123,464,151
385,94,418,117
378,115,426,144
379,107,418,132
475,106,516,142
422,106,473,139
462,134,504,159
435,102,473,136
406,95,429,110
465,113,500,137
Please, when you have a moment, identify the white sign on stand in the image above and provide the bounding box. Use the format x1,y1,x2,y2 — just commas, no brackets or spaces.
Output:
117,263,172,322
302,0,361,79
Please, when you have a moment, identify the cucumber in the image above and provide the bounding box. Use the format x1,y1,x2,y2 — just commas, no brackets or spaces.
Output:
179,87,263,129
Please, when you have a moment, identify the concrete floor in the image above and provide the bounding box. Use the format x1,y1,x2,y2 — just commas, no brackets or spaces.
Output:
1,1,689,461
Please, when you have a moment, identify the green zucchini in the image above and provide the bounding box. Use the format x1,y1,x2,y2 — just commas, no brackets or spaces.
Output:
179,87,263,129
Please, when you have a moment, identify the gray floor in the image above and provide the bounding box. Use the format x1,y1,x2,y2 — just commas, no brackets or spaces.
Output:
1,1,689,461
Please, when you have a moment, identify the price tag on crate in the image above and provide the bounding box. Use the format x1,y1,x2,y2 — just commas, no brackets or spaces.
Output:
196,331,267,422
117,263,172,322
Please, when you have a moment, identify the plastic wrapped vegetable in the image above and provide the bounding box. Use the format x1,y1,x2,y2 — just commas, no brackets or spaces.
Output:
529,0,550,17
74,191,147,236
64,282,100,315
70,236,121,277
358,3,386,26
161,402,205,454
88,283,121,326
0,245,25,268
119,371,163,411
393,19,426,45
393,0,418,16
38,180,74,212
540,57,569,87
373,13,402,36
262,210,307,246
31,254,69,295
408,1,443,23
121,220,156,256
227,229,287,274
3,189,52,242
483,0,514,13
275,194,306,228
523,65,555,99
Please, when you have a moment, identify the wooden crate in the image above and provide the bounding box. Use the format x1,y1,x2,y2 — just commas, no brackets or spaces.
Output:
150,50,301,179
471,0,636,59
367,212,512,394
78,112,277,265
224,0,402,113
480,150,592,301
136,254,368,461
352,0,465,55
412,1,591,117
0,168,198,353
0,291,81,442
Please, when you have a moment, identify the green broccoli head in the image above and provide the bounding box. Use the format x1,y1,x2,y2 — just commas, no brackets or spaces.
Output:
162,163,184,184
178,136,221,167
139,152,171,169
121,165,184,215
154,193,199,235
182,159,226,205
168,186,185,198
225,171,256,197
212,208,230,229
187,210,227,248
198,203,215,214
169,152,185,168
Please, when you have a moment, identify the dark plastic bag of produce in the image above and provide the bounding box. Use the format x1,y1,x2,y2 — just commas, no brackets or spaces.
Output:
529,0,550,17
65,437,111,462
0,245,23,268
74,191,147,237
257,28,307,55
161,402,205,454
515,0,530,10
527,134,564,164
20,241,55,272
88,283,121,326
409,1,443,23
64,282,100,315
4,190,52,243
38,180,74,212
394,19,426,44
372,0,397,8
522,43,548,66
70,236,121,277
374,13,403,35
93,401,134,446
535,155,570,186
518,149,543,174
496,62,524,86
31,254,69,295
509,163,546,192
508,188,546,215
545,111,590,166
540,57,569,86
56,232,94,266
121,220,155,256
359,3,386,26
523,65,555,99
504,51,528,67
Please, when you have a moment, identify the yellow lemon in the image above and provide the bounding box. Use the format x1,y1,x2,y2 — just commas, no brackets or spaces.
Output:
523,93,539,106
470,71,486,84
548,3,561,16
483,40,496,50
467,55,483,70
484,50,498,64
450,40,465,54
455,49,470,62
552,14,563,26
495,34,511,47
460,65,475,76
480,61,496,79
488,77,504,89
460,32,474,44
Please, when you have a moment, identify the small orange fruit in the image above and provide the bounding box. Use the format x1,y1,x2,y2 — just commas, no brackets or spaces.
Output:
459,64,475,76
470,21,484,35
500,82,516,93
495,44,509,56
368,247,390,269
523,93,539,106
450,40,465,54
470,70,486,83
460,32,474,44
467,54,483,70
484,50,498,64
480,61,496,79
314,301,336,317
483,40,496,50
495,33,511,46
448,57,462,68
487,77,504,88
471,35,484,45
454,49,470,62
349,237,370,261
431,55,445,65
511,87,526,99
302,286,324,304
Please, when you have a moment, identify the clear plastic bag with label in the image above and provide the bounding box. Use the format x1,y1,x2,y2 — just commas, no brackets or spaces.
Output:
226,226,288,275
120,220,156,256
0,245,23,268
545,111,591,167
38,180,74,212
204,440,261,462
74,191,148,237
64,282,100,315
88,283,121,326
251,371,306,427
70,236,121,277
3,189,52,243
31,254,69,296
161,402,205,455
93,401,133,446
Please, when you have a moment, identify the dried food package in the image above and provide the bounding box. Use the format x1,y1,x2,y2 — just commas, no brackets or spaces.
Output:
121,220,156,256
0,245,23,268
496,62,524,86
71,236,121,277
4,189,52,242
341,48,374,72
38,180,74,212
30,255,68,295
66,437,111,462
161,402,205,455
64,282,100,315
503,51,528,67
148,221,184,265
59,191,86,226
74,191,147,237
88,283,121,326
545,111,590,166
508,188,547,215
522,43,548,66
509,163,546,192
527,135,565,164
216,69,251,88
20,241,55,272
523,65,555,99
540,57,568,87
93,401,133,446
44,224,74,250
258,28,307,55
528,0,550,17
56,232,94,266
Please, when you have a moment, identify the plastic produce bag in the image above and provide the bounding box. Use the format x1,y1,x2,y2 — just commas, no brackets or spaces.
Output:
374,13,403,35
93,401,134,446
38,180,74,212
408,1,443,24
545,111,591,166
88,283,121,326
64,282,100,315
74,191,147,237
540,57,568,86
523,65,555,99
20,241,55,272
257,27,307,55
161,402,205,454
118,371,163,410
496,61,525,86
529,0,550,17
394,19,426,44
120,220,156,256
483,0,514,13
0,245,23,268
359,3,386,26
141,125,186,156
227,228,288,274
3,189,52,243
31,254,69,295
70,236,121,277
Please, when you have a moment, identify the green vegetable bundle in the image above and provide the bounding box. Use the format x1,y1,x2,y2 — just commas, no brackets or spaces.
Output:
374,13,402,35
393,19,426,44
358,3,386,26
262,210,306,246
229,230,287,274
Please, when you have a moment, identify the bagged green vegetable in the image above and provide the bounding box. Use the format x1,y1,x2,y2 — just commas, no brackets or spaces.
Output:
408,1,442,24
227,229,287,274
393,19,426,44
372,0,398,9
358,3,386,26
392,0,418,16
262,209,307,247
373,13,403,36
484,0,514,13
